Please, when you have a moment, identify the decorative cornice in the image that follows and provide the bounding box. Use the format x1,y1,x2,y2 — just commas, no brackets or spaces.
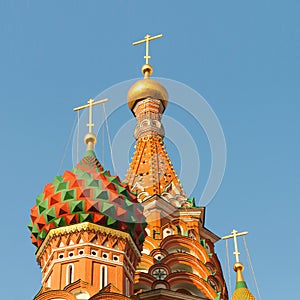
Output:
36,222,141,261
159,235,210,263
166,272,217,299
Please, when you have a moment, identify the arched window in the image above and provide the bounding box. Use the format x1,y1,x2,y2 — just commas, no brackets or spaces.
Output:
208,276,221,292
163,227,173,239
100,265,108,289
188,229,197,240
66,264,74,285
176,225,182,235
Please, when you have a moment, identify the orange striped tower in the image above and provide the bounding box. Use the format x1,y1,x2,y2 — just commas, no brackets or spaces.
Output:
126,34,228,300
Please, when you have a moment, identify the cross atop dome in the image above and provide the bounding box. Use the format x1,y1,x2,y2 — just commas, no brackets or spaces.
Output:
73,98,108,150
222,229,256,300
132,33,163,78
222,229,248,263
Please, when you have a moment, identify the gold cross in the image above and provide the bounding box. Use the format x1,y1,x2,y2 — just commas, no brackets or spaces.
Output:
222,229,248,263
133,33,163,65
73,98,108,133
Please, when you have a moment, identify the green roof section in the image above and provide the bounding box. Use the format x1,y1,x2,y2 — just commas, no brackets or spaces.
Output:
236,281,248,289
29,150,147,250
62,190,75,201
38,200,48,215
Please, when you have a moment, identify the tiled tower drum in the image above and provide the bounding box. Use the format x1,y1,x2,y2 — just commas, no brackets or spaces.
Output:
29,150,146,299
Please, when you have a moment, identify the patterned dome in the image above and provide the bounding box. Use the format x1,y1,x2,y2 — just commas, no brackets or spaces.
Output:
232,263,256,300
232,286,256,300
28,150,146,250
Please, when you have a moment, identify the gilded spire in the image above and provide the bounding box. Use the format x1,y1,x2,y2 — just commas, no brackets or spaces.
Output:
126,34,187,204
132,33,163,78
128,33,168,112
231,262,256,300
222,230,256,300
73,98,108,151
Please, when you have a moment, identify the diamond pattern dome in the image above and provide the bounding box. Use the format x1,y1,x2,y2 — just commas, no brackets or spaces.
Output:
28,150,146,250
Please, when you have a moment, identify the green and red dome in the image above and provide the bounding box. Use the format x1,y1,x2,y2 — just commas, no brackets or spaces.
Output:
28,150,146,250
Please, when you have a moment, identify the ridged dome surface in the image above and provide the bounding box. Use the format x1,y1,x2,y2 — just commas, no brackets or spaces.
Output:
232,287,256,300
127,78,168,110
28,150,146,250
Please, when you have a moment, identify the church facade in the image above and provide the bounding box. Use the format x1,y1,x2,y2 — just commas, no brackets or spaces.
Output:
29,35,255,300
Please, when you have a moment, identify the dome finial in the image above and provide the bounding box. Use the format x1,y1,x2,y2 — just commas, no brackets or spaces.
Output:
223,230,257,300
73,98,108,151
128,34,168,111
233,261,246,283
132,33,163,78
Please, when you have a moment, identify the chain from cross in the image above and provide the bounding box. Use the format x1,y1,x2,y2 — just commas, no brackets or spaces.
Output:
73,98,108,133
222,229,248,263
133,33,163,65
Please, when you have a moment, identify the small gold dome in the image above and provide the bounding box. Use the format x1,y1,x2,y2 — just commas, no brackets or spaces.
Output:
233,262,244,272
84,132,97,151
127,64,168,111
232,262,256,300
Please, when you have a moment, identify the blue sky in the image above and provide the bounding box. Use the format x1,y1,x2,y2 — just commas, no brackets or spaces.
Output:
1,1,299,299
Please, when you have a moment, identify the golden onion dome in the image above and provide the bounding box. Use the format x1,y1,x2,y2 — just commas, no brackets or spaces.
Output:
127,64,168,111
231,262,256,300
